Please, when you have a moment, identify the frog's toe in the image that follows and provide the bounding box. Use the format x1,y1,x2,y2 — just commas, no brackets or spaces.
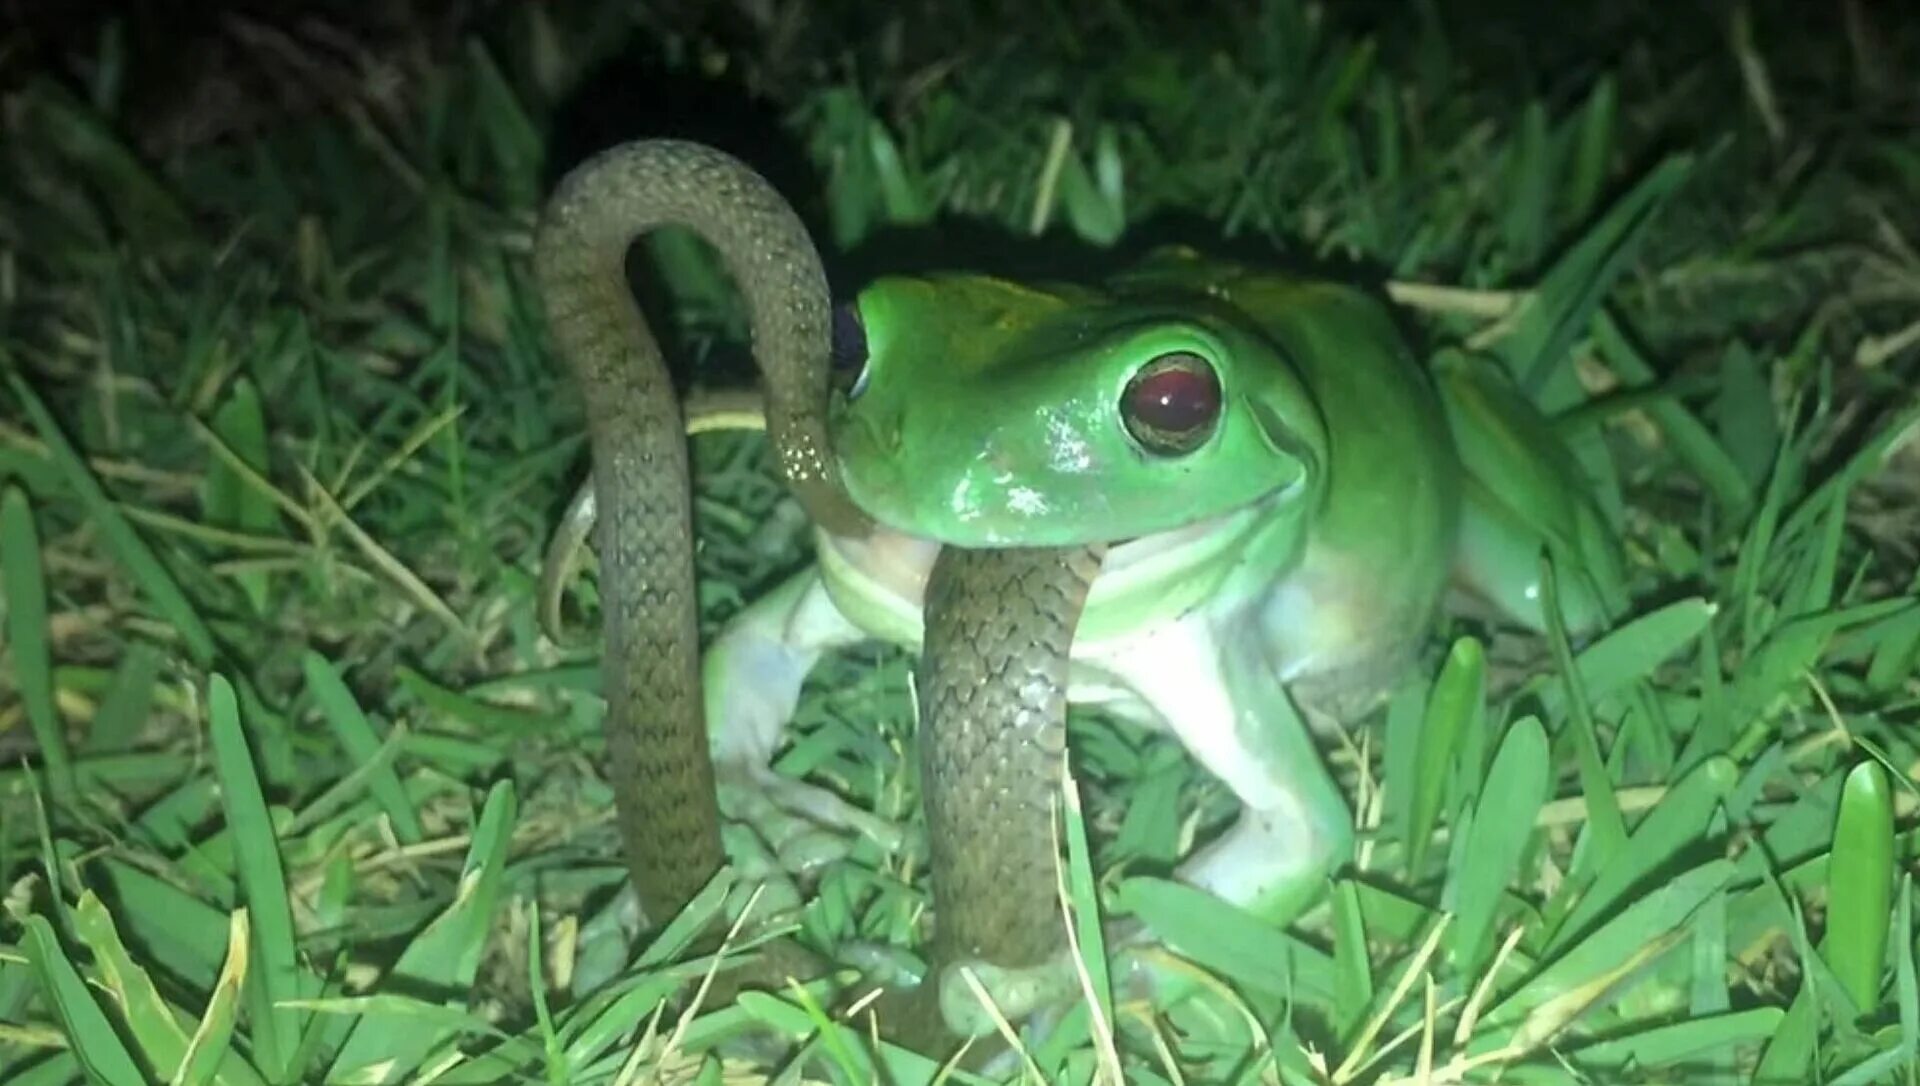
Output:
1180,806,1343,924
716,824,807,916
716,764,906,878
717,773,844,874
837,940,928,991
760,773,908,853
934,952,1087,1040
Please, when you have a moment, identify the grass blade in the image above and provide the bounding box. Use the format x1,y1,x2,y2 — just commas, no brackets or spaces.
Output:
175,910,253,1086
5,369,217,665
1547,755,1737,956
1115,877,1335,1004
1540,553,1626,873
85,642,165,753
206,673,308,1081
1826,759,1894,1015
1564,75,1616,222
1447,715,1549,976
72,891,267,1086
301,652,425,844
20,915,147,1086
1332,879,1373,1040
327,781,517,1083
1531,598,1715,722
202,377,277,615
1485,859,1734,1029
1406,637,1484,876
1502,154,1694,398
1,486,74,804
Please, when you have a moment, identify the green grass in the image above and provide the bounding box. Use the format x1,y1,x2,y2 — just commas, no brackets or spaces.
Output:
3,0,1920,1082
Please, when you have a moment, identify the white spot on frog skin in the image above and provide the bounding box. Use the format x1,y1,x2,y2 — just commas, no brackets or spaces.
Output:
1006,486,1049,516
1045,413,1093,472
982,468,1050,518
949,475,983,522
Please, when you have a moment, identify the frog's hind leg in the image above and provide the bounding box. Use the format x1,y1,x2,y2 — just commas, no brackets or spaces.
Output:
1434,352,1627,636
1452,480,1612,633
706,568,907,873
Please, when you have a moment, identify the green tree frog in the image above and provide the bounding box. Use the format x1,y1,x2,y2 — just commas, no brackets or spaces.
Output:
697,245,1623,1032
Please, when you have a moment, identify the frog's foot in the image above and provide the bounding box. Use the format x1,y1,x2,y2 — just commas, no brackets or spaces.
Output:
1182,805,1344,921
855,926,1133,1042
840,925,1161,1072
1113,804,1349,1009
716,761,908,878
835,952,1032,1075
930,952,1090,1040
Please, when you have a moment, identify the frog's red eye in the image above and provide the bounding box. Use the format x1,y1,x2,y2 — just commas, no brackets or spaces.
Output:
830,302,871,399
1121,352,1221,455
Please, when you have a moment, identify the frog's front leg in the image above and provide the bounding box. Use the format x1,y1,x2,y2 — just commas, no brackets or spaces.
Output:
989,611,1350,1018
1120,616,1353,923
705,567,907,877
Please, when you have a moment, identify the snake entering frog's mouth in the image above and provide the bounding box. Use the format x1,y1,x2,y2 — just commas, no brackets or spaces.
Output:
821,482,1297,615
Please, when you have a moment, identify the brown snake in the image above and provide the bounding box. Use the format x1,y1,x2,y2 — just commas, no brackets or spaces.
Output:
535,139,1097,1057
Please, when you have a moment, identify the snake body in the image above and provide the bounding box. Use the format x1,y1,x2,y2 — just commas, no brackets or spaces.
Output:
534,140,868,925
919,545,1105,972
535,140,1091,1051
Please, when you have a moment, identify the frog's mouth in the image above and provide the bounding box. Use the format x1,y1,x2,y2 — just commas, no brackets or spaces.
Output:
1099,480,1299,573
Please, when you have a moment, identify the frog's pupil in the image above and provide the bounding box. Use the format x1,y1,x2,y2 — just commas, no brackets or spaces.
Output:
1132,368,1215,429
1123,352,1220,454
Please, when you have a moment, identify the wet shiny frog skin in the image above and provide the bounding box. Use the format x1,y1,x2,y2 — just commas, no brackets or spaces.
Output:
696,246,1624,1032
